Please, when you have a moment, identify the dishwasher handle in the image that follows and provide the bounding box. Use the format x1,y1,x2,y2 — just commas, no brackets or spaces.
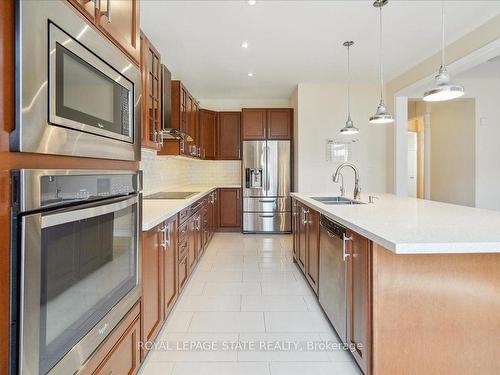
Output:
342,233,352,261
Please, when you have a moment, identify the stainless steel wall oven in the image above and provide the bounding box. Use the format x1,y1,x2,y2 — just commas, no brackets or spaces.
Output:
10,170,142,375
13,0,141,161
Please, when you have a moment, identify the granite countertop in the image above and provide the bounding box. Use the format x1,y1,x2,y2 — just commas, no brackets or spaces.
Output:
292,192,500,254
142,184,241,231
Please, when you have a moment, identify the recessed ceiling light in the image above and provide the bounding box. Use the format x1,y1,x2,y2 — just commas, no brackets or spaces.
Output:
247,72,254,77
247,0,257,5
241,41,249,49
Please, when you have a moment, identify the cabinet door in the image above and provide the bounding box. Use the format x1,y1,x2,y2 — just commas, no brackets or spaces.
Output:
218,188,242,229
163,217,178,318
241,109,267,140
178,251,189,293
267,109,292,140
140,32,162,150
141,224,163,352
218,112,241,160
292,199,299,261
97,0,140,64
67,0,96,22
305,209,320,295
200,109,217,160
93,315,140,375
187,216,197,272
297,204,307,272
347,230,371,374
207,193,215,240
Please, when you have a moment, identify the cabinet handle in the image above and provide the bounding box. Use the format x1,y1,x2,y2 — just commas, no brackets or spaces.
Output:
100,0,111,23
342,233,352,261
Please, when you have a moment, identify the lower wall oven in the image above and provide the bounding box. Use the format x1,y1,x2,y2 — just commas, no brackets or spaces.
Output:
10,170,142,375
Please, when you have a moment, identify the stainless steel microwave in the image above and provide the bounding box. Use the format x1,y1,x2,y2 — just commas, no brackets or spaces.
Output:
12,0,141,161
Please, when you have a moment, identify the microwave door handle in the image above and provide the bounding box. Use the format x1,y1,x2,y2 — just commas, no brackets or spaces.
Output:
41,195,138,229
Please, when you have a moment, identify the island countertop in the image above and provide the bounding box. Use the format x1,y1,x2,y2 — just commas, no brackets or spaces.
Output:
291,192,500,254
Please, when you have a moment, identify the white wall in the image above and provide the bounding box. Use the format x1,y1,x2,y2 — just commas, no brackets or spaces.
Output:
458,76,500,210
428,100,476,207
294,83,388,194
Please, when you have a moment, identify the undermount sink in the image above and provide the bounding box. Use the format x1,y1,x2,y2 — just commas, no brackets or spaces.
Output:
311,196,365,205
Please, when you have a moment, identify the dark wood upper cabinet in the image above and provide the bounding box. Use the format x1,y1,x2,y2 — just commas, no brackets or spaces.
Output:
160,81,201,157
347,230,372,375
242,108,292,140
268,108,292,140
218,112,241,160
199,109,218,160
305,209,320,295
241,109,267,140
218,188,242,230
141,223,164,356
96,0,140,64
140,32,162,150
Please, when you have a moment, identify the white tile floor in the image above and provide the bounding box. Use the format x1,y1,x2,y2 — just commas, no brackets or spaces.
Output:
139,233,361,375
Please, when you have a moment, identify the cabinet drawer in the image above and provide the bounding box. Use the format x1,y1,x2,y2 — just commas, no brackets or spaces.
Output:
92,314,140,375
179,207,191,223
243,212,291,233
243,197,291,212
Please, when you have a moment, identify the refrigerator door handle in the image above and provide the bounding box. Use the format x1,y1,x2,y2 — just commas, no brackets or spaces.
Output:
265,145,270,193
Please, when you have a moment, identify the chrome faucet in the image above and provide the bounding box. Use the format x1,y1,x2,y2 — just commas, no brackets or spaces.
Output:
335,172,345,197
333,162,361,200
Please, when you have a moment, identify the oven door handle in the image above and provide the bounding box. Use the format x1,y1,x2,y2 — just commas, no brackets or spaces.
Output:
41,195,138,228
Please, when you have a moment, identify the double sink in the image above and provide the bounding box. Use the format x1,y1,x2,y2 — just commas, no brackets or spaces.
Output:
311,196,365,205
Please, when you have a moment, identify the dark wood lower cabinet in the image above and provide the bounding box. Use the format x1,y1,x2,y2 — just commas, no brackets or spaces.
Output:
218,188,242,231
141,215,178,359
347,230,371,374
141,223,164,358
305,208,320,294
297,203,307,272
94,315,141,375
163,217,178,318
80,303,141,375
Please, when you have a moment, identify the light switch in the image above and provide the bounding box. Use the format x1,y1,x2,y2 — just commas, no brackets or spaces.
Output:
480,117,488,127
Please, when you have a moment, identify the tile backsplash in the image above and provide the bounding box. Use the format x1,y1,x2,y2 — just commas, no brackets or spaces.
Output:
140,149,240,195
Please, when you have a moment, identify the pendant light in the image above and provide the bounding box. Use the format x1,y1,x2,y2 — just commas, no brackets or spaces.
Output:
369,0,394,124
340,41,359,135
423,0,464,102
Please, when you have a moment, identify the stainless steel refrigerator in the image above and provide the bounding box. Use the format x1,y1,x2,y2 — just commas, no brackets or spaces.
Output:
242,140,291,233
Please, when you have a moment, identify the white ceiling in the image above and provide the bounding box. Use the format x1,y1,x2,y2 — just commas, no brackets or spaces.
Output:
140,0,500,99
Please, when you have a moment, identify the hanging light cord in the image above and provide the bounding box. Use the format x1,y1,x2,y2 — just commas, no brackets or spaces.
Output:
378,6,384,104
347,44,351,119
441,0,445,68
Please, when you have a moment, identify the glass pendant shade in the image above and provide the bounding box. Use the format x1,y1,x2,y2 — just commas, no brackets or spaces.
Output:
423,1,465,102
370,0,394,125
340,41,359,135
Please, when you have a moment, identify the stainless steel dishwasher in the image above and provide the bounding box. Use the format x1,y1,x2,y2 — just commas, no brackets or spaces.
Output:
319,215,348,342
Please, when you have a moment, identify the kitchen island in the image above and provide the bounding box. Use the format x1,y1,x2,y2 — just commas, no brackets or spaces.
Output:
291,193,500,375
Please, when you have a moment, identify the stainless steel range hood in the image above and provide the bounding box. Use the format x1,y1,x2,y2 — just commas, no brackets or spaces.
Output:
160,64,193,142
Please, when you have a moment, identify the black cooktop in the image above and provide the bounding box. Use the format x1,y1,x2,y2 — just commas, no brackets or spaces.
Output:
144,191,199,199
